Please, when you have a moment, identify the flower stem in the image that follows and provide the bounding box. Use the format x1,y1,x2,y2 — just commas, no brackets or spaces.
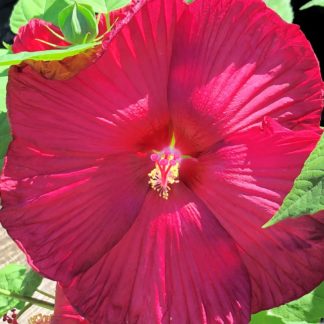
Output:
17,303,32,319
0,288,54,310
36,289,55,300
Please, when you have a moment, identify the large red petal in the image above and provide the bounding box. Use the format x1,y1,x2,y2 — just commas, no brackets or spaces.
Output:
7,0,184,156
0,140,149,284
169,0,322,154
63,185,250,323
189,120,324,312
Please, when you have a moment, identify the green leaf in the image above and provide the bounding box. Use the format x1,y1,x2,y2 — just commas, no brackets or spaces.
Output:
300,0,324,10
251,311,284,324
0,264,43,316
43,0,72,26
10,0,71,34
10,0,130,34
0,50,8,112
58,3,98,44
0,114,11,170
264,0,294,23
105,0,131,11
269,282,324,324
264,133,324,227
78,0,106,12
57,0,133,15
270,282,324,323
0,42,99,67
252,282,324,323
10,0,47,34
0,50,11,169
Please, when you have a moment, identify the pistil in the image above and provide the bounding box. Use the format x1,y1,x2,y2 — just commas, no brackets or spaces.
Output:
148,148,181,199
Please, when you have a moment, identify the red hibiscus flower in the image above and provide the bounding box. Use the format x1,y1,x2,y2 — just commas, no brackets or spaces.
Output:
1,0,324,323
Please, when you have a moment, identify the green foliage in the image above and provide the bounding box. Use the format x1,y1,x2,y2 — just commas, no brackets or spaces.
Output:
264,134,324,227
6,0,105,72
264,0,294,23
70,0,132,13
58,3,98,44
78,0,106,12
63,0,133,13
0,51,8,112
10,0,131,34
0,114,10,170
0,264,43,316
251,282,324,323
251,311,284,324
0,42,99,67
300,0,324,10
0,50,11,169
105,0,132,11
10,0,70,33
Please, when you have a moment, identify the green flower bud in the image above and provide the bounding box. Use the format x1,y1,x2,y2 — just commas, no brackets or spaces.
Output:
58,2,99,44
